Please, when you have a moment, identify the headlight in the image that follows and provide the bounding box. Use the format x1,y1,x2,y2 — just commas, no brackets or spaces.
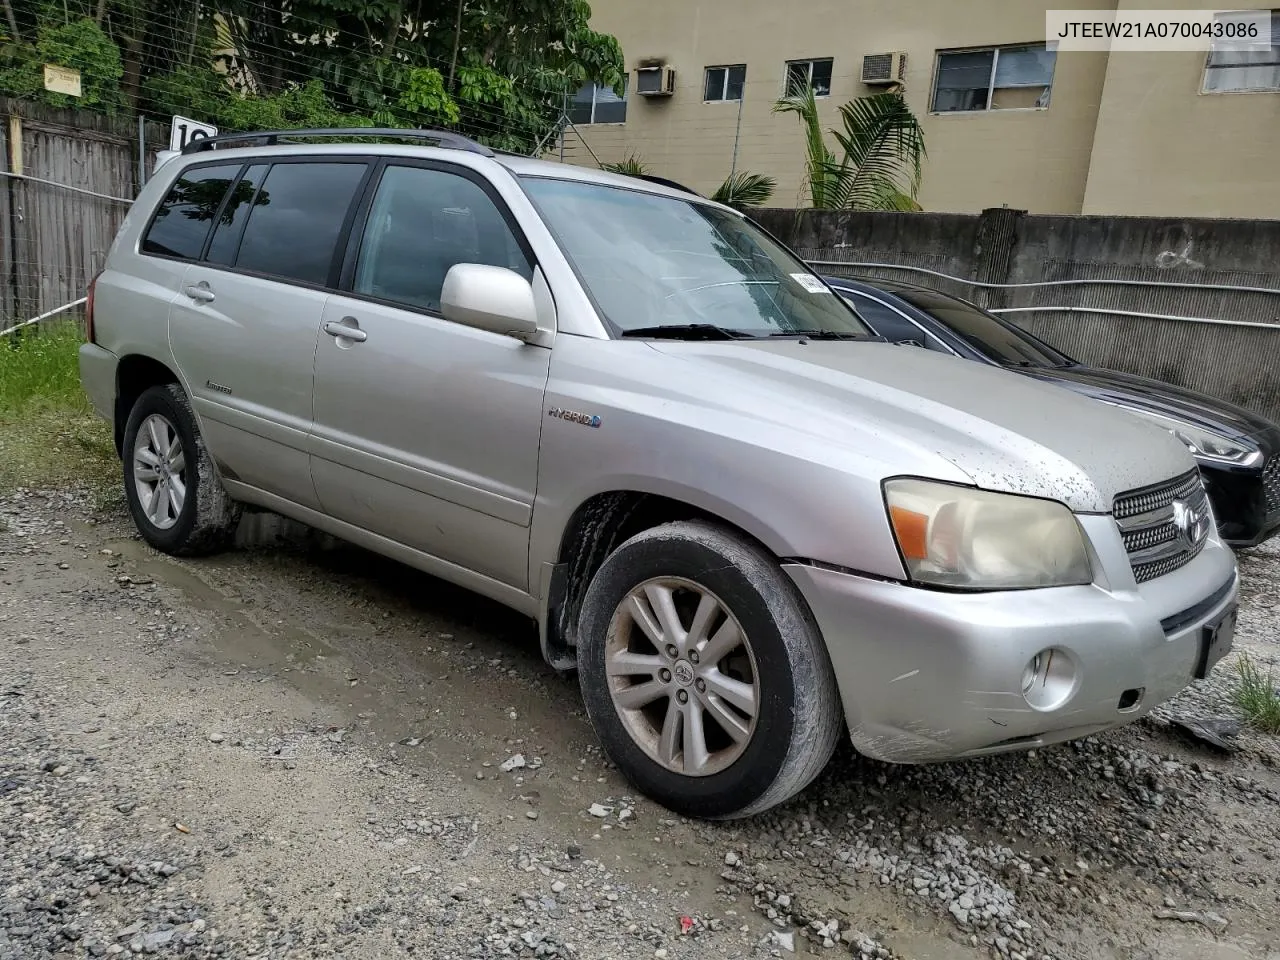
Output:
1098,402,1262,468
884,479,1093,590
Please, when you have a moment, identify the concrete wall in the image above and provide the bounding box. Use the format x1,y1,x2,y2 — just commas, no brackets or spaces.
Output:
574,0,1114,214
754,207,1280,421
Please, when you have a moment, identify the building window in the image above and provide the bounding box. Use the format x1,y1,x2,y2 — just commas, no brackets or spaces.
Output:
704,64,747,102
568,79,628,124
1203,9,1280,92
932,44,1056,112
785,58,834,96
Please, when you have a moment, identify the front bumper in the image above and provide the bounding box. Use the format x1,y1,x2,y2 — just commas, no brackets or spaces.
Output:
1202,464,1280,548
784,517,1239,764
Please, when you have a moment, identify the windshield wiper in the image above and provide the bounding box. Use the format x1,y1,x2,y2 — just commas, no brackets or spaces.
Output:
619,324,757,341
768,329,868,341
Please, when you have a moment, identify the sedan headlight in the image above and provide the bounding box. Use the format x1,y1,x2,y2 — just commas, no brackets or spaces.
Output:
884,479,1093,590
1098,401,1262,468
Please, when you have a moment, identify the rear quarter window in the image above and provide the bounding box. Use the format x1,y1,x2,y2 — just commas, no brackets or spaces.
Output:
141,163,242,260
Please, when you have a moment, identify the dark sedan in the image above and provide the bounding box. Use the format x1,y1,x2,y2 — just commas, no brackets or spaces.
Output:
825,276,1280,548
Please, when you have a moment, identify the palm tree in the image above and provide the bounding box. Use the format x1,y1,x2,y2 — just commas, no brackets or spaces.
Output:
773,83,925,211
711,171,776,211
600,153,648,176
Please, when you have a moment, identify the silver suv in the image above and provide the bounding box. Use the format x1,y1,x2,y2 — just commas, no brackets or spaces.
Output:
80,129,1239,819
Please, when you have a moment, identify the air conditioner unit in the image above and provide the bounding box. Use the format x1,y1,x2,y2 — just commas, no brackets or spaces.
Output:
635,64,676,97
861,52,907,85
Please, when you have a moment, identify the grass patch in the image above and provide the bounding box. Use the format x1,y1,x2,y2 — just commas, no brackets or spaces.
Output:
0,323,117,495
1233,654,1280,734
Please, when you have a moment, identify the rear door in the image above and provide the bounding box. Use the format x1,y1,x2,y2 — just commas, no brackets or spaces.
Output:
166,158,370,508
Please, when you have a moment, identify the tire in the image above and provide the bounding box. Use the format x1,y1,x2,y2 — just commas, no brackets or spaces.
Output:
122,384,241,556
576,520,843,819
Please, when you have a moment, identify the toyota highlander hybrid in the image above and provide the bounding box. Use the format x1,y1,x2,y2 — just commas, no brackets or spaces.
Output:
80,129,1238,819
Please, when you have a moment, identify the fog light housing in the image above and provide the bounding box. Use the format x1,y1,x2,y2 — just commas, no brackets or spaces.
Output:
1021,647,1076,711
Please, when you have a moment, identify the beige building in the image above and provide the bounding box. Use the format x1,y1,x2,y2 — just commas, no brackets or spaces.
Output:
559,0,1280,218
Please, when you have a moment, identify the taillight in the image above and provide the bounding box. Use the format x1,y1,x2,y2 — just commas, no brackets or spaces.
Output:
85,272,101,343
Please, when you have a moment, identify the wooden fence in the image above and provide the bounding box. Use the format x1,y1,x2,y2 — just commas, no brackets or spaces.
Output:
1,98,168,328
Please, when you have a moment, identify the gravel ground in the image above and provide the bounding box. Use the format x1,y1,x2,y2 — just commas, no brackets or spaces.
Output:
2,487,1279,960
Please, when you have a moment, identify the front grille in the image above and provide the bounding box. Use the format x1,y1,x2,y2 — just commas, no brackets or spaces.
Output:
1114,469,1212,584
1263,456,1280,517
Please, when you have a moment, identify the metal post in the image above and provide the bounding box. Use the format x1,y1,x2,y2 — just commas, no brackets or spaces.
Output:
137,115,146,189
729,88,745,180
559,86,568,163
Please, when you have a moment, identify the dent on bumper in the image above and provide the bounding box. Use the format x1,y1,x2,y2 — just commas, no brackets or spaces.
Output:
785,552,1239,764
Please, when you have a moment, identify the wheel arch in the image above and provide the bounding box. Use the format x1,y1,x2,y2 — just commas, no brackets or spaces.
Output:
539,488,790,671
114,354,183,456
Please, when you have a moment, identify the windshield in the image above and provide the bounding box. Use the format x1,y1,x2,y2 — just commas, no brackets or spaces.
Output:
889,288,1075,367
519,176,872,338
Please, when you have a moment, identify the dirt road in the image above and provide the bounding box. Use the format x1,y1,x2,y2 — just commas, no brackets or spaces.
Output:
3,486,1278,960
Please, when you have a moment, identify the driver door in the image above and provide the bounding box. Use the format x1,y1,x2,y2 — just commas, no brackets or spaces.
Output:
309,161,551,589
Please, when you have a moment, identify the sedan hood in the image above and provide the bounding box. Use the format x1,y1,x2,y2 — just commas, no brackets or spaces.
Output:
1017,364,1280,454
648,340,1196,513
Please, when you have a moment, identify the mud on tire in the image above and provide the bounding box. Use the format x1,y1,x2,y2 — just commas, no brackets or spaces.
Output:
576,520,844,819
121,384,241,556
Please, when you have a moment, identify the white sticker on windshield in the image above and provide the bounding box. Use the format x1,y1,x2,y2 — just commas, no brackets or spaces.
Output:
790,273,830,294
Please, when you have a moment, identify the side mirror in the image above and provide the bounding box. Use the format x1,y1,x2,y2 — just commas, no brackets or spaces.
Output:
440,263,539,341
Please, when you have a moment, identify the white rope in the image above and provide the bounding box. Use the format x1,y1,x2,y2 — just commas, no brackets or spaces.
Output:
0,298,87,338
0,169,135,204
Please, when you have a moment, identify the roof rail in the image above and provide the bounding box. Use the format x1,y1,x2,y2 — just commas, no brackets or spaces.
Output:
180,128,495,157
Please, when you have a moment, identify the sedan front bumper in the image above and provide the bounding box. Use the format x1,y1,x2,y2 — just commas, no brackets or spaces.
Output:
1202,462,1280,548
784,530,1239,764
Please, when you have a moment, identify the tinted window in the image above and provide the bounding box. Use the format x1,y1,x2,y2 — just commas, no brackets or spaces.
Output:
142,164,240,259
353,165,532,313
892,289,1074,366
235,162,367,285
843,293,931,344
205,164,269,266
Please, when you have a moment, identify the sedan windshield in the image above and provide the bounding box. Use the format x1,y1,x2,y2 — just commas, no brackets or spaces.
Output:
890,288,1076,367
519,176,872,338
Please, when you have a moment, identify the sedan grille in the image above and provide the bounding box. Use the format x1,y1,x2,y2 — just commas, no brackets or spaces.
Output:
1264,456,1280,517
1114,470,1212,584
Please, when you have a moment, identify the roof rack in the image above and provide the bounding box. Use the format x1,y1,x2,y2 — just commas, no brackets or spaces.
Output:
181,128,495,158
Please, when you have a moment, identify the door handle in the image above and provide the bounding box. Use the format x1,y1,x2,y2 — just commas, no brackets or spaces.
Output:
324,318,367,342
184,283,215,303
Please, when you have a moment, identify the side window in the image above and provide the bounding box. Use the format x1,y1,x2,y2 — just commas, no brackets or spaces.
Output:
205,164,269,266
141,163,241,260
234,161,368,286
845,294,944,350
353,165,532,313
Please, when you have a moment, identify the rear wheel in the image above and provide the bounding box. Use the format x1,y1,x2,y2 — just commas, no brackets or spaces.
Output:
577,520,843,819
122,384,240,555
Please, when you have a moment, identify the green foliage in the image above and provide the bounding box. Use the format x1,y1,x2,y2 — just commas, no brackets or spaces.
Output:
711,172,776,211
774,84,926,211
1234,655,1280,734
600,154,648,176
0,17,122,110
3,1,625,155
399,67,460,125
0,323,117,496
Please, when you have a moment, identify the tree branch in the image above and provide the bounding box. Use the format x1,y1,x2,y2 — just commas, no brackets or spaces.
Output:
2,0,21,42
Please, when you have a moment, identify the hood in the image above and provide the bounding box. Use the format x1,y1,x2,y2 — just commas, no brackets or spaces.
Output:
648,340,1197,513
1016,365,1280,454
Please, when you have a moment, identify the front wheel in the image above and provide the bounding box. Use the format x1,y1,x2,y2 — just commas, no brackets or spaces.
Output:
122,384,241,556
576,520,843,819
